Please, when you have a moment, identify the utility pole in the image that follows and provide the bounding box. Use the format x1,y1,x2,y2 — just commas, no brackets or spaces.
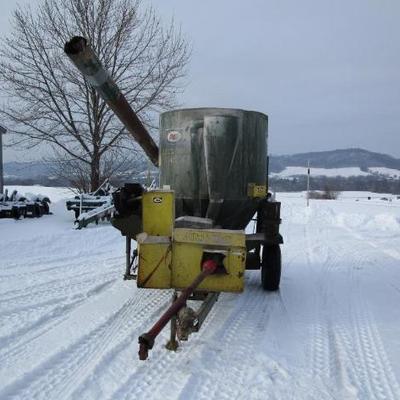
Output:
306,160,310,207
0,125,7,194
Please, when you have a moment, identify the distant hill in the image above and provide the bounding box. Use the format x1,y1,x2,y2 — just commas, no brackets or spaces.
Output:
269,148,400,173
3,148,400,193
267,149,400,194
4,161,55,180
3,159,154,187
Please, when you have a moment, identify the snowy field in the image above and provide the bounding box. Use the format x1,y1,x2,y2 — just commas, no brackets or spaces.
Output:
270,166,400,179
1,186,400,399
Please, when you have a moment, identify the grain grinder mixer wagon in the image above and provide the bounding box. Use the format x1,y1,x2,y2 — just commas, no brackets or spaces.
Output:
65,37,283,360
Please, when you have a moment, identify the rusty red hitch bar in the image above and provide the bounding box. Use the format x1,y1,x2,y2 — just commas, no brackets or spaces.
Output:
138,259,218,360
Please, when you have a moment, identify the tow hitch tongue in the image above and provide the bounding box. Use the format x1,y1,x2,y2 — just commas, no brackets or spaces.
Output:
138,259,218,360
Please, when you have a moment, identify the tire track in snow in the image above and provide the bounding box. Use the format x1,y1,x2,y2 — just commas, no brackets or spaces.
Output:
179,275,329,400
304,222,331,381
0,279,116,362
0,289,171,400
327,251,394,399
107,334,188,400
0,254,123,280
332,282,400,400
323,251,366,398
173,275,280,400
305,212,360,394
57,290,171,400
0,271,119,342
331,227,398,398
0,268,119,311
0,231,123,273
332,315,371,397
334,225,400,399
105,292,224,400
286,203,354,392
350,296,400,400
305,211,400,399
323,251,372,398
308,239,352,386
97,273,277,400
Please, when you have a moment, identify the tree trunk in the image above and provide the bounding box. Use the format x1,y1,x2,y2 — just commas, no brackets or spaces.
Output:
90,153,101,192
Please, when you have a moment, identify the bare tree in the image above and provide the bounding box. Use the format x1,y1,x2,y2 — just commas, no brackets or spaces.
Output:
47,146,136,193
0,0,189,190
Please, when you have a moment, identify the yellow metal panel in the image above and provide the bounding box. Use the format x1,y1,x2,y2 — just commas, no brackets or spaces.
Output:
136,226,246,292
247,183,266,198
174,228,245,248
142,190,174,236
171,228,246,292
137,234,172,289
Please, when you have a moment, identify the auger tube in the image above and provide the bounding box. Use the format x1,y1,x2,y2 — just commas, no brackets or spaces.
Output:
64,36,159,167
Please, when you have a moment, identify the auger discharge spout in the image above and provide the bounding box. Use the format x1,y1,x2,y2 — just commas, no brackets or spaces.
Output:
64,36,159,167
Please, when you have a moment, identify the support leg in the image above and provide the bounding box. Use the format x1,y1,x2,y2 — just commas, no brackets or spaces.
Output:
138,259,218,360
165,291,179,351
124,236,136,280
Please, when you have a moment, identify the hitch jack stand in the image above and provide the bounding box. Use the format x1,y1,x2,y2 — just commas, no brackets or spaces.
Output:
165,292,179,351
138,259,218,360
124,237,137,280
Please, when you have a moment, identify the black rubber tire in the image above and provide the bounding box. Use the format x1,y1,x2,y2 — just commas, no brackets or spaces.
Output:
34,204,42,218
42,202,50,215
261,245,281,291
12,208,21,220
31,205,38,218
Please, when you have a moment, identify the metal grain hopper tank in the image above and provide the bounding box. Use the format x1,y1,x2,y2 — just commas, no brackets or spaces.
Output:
65,37,283,360
160,108,267,229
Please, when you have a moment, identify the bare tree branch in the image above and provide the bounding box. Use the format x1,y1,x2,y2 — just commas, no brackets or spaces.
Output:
0,0,190,190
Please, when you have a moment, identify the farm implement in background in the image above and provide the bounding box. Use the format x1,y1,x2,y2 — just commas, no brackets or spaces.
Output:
65,36,283,360
0,189,51,219
65,179,115,229
75,201,115,230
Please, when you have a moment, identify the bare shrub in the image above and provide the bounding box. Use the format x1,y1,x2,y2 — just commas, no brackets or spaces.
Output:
308,188,340,200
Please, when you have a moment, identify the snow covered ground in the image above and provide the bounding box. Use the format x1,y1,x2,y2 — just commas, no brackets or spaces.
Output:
1,187,400,399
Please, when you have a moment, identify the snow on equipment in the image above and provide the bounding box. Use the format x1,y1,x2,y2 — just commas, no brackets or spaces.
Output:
65,37,283,360
65,179,115,228
0,189,51,219
75,198,115,229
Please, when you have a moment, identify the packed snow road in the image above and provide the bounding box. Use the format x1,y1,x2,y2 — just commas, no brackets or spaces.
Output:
1,188,400,399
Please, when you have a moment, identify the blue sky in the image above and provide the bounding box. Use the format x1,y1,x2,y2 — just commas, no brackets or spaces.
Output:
1,0,400,161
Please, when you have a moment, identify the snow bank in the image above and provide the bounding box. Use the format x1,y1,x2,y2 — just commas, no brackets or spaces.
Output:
4,185,72,203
